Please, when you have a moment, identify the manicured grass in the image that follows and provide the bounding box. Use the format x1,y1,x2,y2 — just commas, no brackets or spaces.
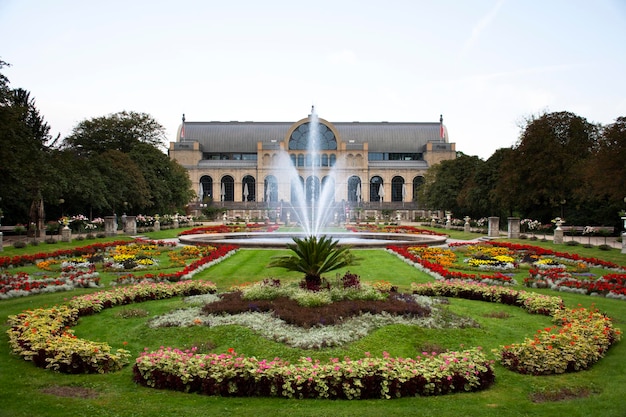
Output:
1,232,625,416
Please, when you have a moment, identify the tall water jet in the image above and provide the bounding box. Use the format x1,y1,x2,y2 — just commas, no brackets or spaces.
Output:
273,106,342,237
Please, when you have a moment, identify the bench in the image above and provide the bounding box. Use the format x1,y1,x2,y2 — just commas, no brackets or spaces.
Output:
561,226,614,235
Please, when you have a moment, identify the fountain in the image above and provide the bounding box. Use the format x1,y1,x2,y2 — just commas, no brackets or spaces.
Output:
179,107,447,248
274,106,339,237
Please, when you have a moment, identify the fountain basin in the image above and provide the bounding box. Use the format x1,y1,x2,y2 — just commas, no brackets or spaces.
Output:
179,231,447,248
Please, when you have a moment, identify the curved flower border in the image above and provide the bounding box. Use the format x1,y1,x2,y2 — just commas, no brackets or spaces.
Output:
4,241,621,400
411,281,621,375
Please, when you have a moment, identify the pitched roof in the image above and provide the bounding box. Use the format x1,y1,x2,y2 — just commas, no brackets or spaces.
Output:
178,120,448,153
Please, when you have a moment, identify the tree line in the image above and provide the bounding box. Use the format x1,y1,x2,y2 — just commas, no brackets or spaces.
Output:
0,60,194,226
2,59,624,232
418,111,626,231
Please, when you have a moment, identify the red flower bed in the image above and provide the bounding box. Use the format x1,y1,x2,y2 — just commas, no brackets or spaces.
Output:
178,224,279,236
480,241,624,271
0,240,144,269
113,244,239,284
346,225,446,236
0,269,100,298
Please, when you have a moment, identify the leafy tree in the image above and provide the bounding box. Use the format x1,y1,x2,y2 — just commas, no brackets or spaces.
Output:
91,150,152,215
62,112,193,216
46,149,109,218
418,153,483,217
64,110,167,154
268,235,359,289
464,148,512,218
129,142,194,213
495,111,597,222
0,62,57,225
577,116,626,227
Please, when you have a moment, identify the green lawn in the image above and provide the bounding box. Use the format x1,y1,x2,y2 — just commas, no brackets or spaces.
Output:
0,230,625,416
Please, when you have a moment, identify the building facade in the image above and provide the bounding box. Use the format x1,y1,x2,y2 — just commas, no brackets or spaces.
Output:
169,110,456,220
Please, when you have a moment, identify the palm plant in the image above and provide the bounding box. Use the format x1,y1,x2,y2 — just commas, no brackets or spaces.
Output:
268,235,359,290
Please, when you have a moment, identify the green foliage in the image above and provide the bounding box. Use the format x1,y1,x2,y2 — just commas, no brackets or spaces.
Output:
268,235,360,288
65,110,167,154
419,154,483,216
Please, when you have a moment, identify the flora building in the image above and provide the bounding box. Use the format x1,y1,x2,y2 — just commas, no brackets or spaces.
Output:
169,109,456,220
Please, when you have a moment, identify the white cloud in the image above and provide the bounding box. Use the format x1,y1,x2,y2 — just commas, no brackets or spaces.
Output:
461,0,505,57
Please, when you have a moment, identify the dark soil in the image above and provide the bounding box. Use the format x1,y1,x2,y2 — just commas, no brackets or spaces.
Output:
201,292,431,328
41,385,99,399
529,387,593,403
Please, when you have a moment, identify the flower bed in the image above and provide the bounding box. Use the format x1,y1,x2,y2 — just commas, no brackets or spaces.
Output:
0,239,175,269
0,238,237,297
133,347,494,399
178,223,279,236
112,244,238,285
411,281,621,375
6,281,217,373
387,245,517,286
346,224,447,236
525,269,626,300
390,241,626,297
499,306,621,375
0,267,100,300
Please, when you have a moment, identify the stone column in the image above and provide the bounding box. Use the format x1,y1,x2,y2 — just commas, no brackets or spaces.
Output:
488,217,500,238
61,225,72,242
125,216,137,235
104,216,117,236
507,217,520,239
553,219,565,244
154,220,161,232
464,216,471,233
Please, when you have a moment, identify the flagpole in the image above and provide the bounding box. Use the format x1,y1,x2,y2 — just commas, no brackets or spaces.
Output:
181,114,186,141
439,114,444,141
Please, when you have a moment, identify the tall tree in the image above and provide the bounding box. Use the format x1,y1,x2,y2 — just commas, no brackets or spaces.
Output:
129,142,194,213
494,111,597,222
0,68,57,225
462,148,512,218
91,150,152,215
577,116,626,226
62,112,193,216
418,153,482,217
65,110,167,154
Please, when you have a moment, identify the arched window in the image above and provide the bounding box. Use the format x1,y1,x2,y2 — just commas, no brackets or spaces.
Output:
290,154,296,166
221,176,234,202
288,122,337,150
242,175,255,202
370,176,384,202
413,176,425,203
291,176,305,204
347,176,361,203
305,154,312,166
392,176,405,202
329,154,336,167
297,154,305,167
306,176,320,203
264,175,278,203
321,154,329,167
199,175,213,202
321,176,335,203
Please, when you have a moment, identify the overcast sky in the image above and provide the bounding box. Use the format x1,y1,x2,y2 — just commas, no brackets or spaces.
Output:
1,0,625,159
